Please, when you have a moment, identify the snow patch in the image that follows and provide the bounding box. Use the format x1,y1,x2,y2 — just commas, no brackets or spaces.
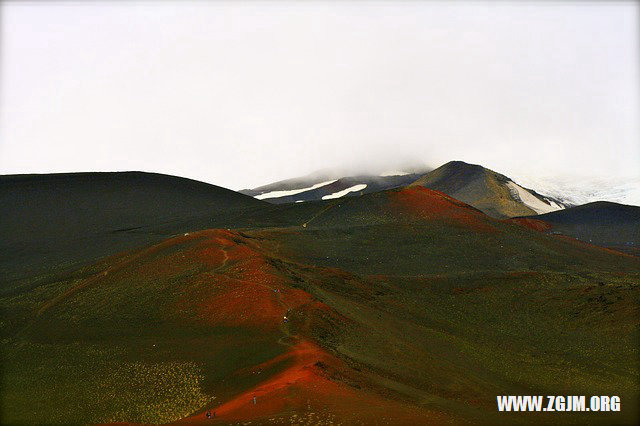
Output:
380,170,409,177
322,184,367,200
255,180,337,200
506,181,563,214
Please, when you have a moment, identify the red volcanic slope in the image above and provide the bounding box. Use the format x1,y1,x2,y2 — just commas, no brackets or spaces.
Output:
55,228,451,424
507,217,553,232
388,186,498,232
130,229,446,424
180,339,448,425
180,231,317,329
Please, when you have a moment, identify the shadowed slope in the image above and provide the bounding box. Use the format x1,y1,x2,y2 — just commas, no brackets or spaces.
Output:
0,172,271,283
512,201,640,255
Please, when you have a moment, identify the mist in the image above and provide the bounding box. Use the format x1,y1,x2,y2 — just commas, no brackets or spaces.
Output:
1,1,638,190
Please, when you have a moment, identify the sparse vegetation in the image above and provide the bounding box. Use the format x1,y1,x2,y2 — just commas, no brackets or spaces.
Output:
1,341,212,424
1,186,638,424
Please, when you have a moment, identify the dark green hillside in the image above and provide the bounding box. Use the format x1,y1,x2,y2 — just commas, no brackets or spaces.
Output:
521,201,640,254
1,183,638,424
0,172,272,283
255,188,640,277
243,199,640,423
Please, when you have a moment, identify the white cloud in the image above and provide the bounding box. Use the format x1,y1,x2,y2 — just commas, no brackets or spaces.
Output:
1,1,638,189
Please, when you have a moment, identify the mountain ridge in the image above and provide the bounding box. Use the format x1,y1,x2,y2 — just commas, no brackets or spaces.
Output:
409,160,568,218
241,160,569,218
0,171,271,283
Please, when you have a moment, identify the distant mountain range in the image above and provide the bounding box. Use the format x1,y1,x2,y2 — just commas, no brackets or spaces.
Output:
2,166,636,286
242,161,570,219
238,161,640,252
240,168,430,204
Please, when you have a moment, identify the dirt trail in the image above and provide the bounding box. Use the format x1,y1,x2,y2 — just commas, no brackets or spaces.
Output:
177,235,324,424
215,241,297,348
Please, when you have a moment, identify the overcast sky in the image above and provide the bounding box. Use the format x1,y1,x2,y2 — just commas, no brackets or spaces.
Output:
1,1,638,190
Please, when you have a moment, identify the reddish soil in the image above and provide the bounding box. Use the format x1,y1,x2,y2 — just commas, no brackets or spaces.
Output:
166,230,448,424
179,340,449,425
81,229,450,425
389,186,498,233
507,217,553,232
176,231,320,330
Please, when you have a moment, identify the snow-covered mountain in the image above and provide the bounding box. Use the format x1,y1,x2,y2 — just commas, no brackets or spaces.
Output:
240,169,430,204
511,175,640,208
241,161,575,218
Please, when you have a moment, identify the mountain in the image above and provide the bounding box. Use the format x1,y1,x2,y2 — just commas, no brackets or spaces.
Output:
510,174,640,207
240,169,430,204
243,161,569,219
2,176,639,424
0,172,272,283
410,160,568,218
512,201,640,255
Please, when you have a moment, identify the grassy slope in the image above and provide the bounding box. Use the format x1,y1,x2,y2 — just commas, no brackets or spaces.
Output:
2,231,288,423
1,187,638,424
249,189,640,423
0,172,272,284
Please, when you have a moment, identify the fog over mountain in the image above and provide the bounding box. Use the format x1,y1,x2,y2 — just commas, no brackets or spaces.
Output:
1,1,638,190
511,175,640,207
